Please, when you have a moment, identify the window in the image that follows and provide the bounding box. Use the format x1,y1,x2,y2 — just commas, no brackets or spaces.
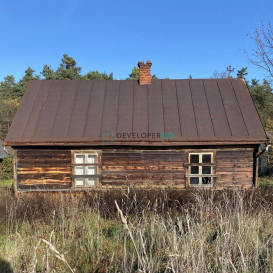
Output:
72,151,100,187
187,152,216,187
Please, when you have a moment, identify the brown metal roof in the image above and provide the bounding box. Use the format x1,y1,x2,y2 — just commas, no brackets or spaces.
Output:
4,79,267,146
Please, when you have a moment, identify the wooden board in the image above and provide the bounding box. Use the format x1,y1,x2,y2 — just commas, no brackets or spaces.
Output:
215,149,253,188
16,149,72,190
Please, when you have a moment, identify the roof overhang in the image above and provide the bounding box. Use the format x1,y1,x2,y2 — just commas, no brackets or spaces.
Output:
4,139,267,147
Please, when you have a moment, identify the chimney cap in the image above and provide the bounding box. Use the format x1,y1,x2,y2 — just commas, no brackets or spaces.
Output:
138,60,152,68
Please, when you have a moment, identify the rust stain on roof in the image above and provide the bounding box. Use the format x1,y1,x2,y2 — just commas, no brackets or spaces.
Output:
4,79,267,146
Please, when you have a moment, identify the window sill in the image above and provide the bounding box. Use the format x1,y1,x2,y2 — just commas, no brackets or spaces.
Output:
71,174,102,178
188,184,213,187
185,174,217,178
184,163,216,167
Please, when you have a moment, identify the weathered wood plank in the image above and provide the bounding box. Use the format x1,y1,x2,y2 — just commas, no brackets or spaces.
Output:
102,166,184,171
18,183,72,190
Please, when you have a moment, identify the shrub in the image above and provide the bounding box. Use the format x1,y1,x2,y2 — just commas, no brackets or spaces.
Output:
1,157,13,180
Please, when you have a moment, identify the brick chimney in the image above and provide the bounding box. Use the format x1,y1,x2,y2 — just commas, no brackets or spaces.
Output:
138,60,152,85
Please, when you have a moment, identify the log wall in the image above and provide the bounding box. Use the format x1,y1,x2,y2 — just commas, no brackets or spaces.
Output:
15,147,256,191
16,149,72,190
101,150,185,188
216,149,254,189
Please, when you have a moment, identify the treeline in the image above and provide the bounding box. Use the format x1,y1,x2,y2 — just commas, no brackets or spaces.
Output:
236,68,273,134
0,55,272,164
0,54,114,138
217,67,273,164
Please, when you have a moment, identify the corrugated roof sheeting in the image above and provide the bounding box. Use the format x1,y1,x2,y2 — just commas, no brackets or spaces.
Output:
5,79,267,146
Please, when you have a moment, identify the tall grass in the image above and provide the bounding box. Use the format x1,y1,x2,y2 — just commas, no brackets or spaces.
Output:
0,188,273,272
0,179,13,188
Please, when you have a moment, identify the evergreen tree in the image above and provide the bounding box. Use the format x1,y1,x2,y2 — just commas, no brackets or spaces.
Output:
41,54,114,80
251,79,259,86
41,65,55,79
13,67,39,98
0,98,19,139
127,66,139,80
249,79,273,131
237,67,248,79
55,54,82,79
0,75,16,99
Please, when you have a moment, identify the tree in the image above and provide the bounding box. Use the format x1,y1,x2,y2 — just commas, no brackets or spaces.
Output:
236,67,249,86
249,80,273,164
83,71,113,80
251,79,259,86
249,80,273,131
237,67,248,80
40,54,114,81
41,65,55,79
127,66,158,80
55,54,82,79
0,98,19,139
247,19,273,164
13,67,39,98
212,69,228,78
0,75,16,99
128,66,139,80
248,19,273,79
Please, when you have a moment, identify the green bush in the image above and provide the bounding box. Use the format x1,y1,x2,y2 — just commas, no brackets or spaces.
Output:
1,157,13,180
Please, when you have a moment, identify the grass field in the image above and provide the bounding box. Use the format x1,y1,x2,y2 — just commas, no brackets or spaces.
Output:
0,176,273,272
0,186,273,272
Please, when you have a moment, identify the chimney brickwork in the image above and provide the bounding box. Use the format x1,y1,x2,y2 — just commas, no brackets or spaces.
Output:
138,60,152,85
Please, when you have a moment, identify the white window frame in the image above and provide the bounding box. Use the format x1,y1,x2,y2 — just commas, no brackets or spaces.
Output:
71,150,101,188
187,152,215,187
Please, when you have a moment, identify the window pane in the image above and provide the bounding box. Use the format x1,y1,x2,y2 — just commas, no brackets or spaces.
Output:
86,178,96,187
75,166,84,175
190,154,199,163
202,154,211,163
190,166,199,174
190,177,199,185
87,155,97,164
75,155,85,164
87,166,97,175
202,177,211,185
75,178,84,186
202,166,211,174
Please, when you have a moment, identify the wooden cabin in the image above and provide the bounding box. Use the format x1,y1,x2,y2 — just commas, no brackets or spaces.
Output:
4,61,268,193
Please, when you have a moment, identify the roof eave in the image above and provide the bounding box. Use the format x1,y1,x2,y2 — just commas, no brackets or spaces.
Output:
5,139,268,147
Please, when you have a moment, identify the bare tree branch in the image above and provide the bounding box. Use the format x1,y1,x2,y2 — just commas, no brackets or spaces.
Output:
212,69,228,78
248,18,273,79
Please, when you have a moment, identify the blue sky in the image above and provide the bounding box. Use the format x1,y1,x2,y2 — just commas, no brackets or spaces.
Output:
0,0,272,82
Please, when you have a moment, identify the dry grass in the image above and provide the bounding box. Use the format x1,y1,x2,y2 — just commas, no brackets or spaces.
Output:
0,188,273,272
